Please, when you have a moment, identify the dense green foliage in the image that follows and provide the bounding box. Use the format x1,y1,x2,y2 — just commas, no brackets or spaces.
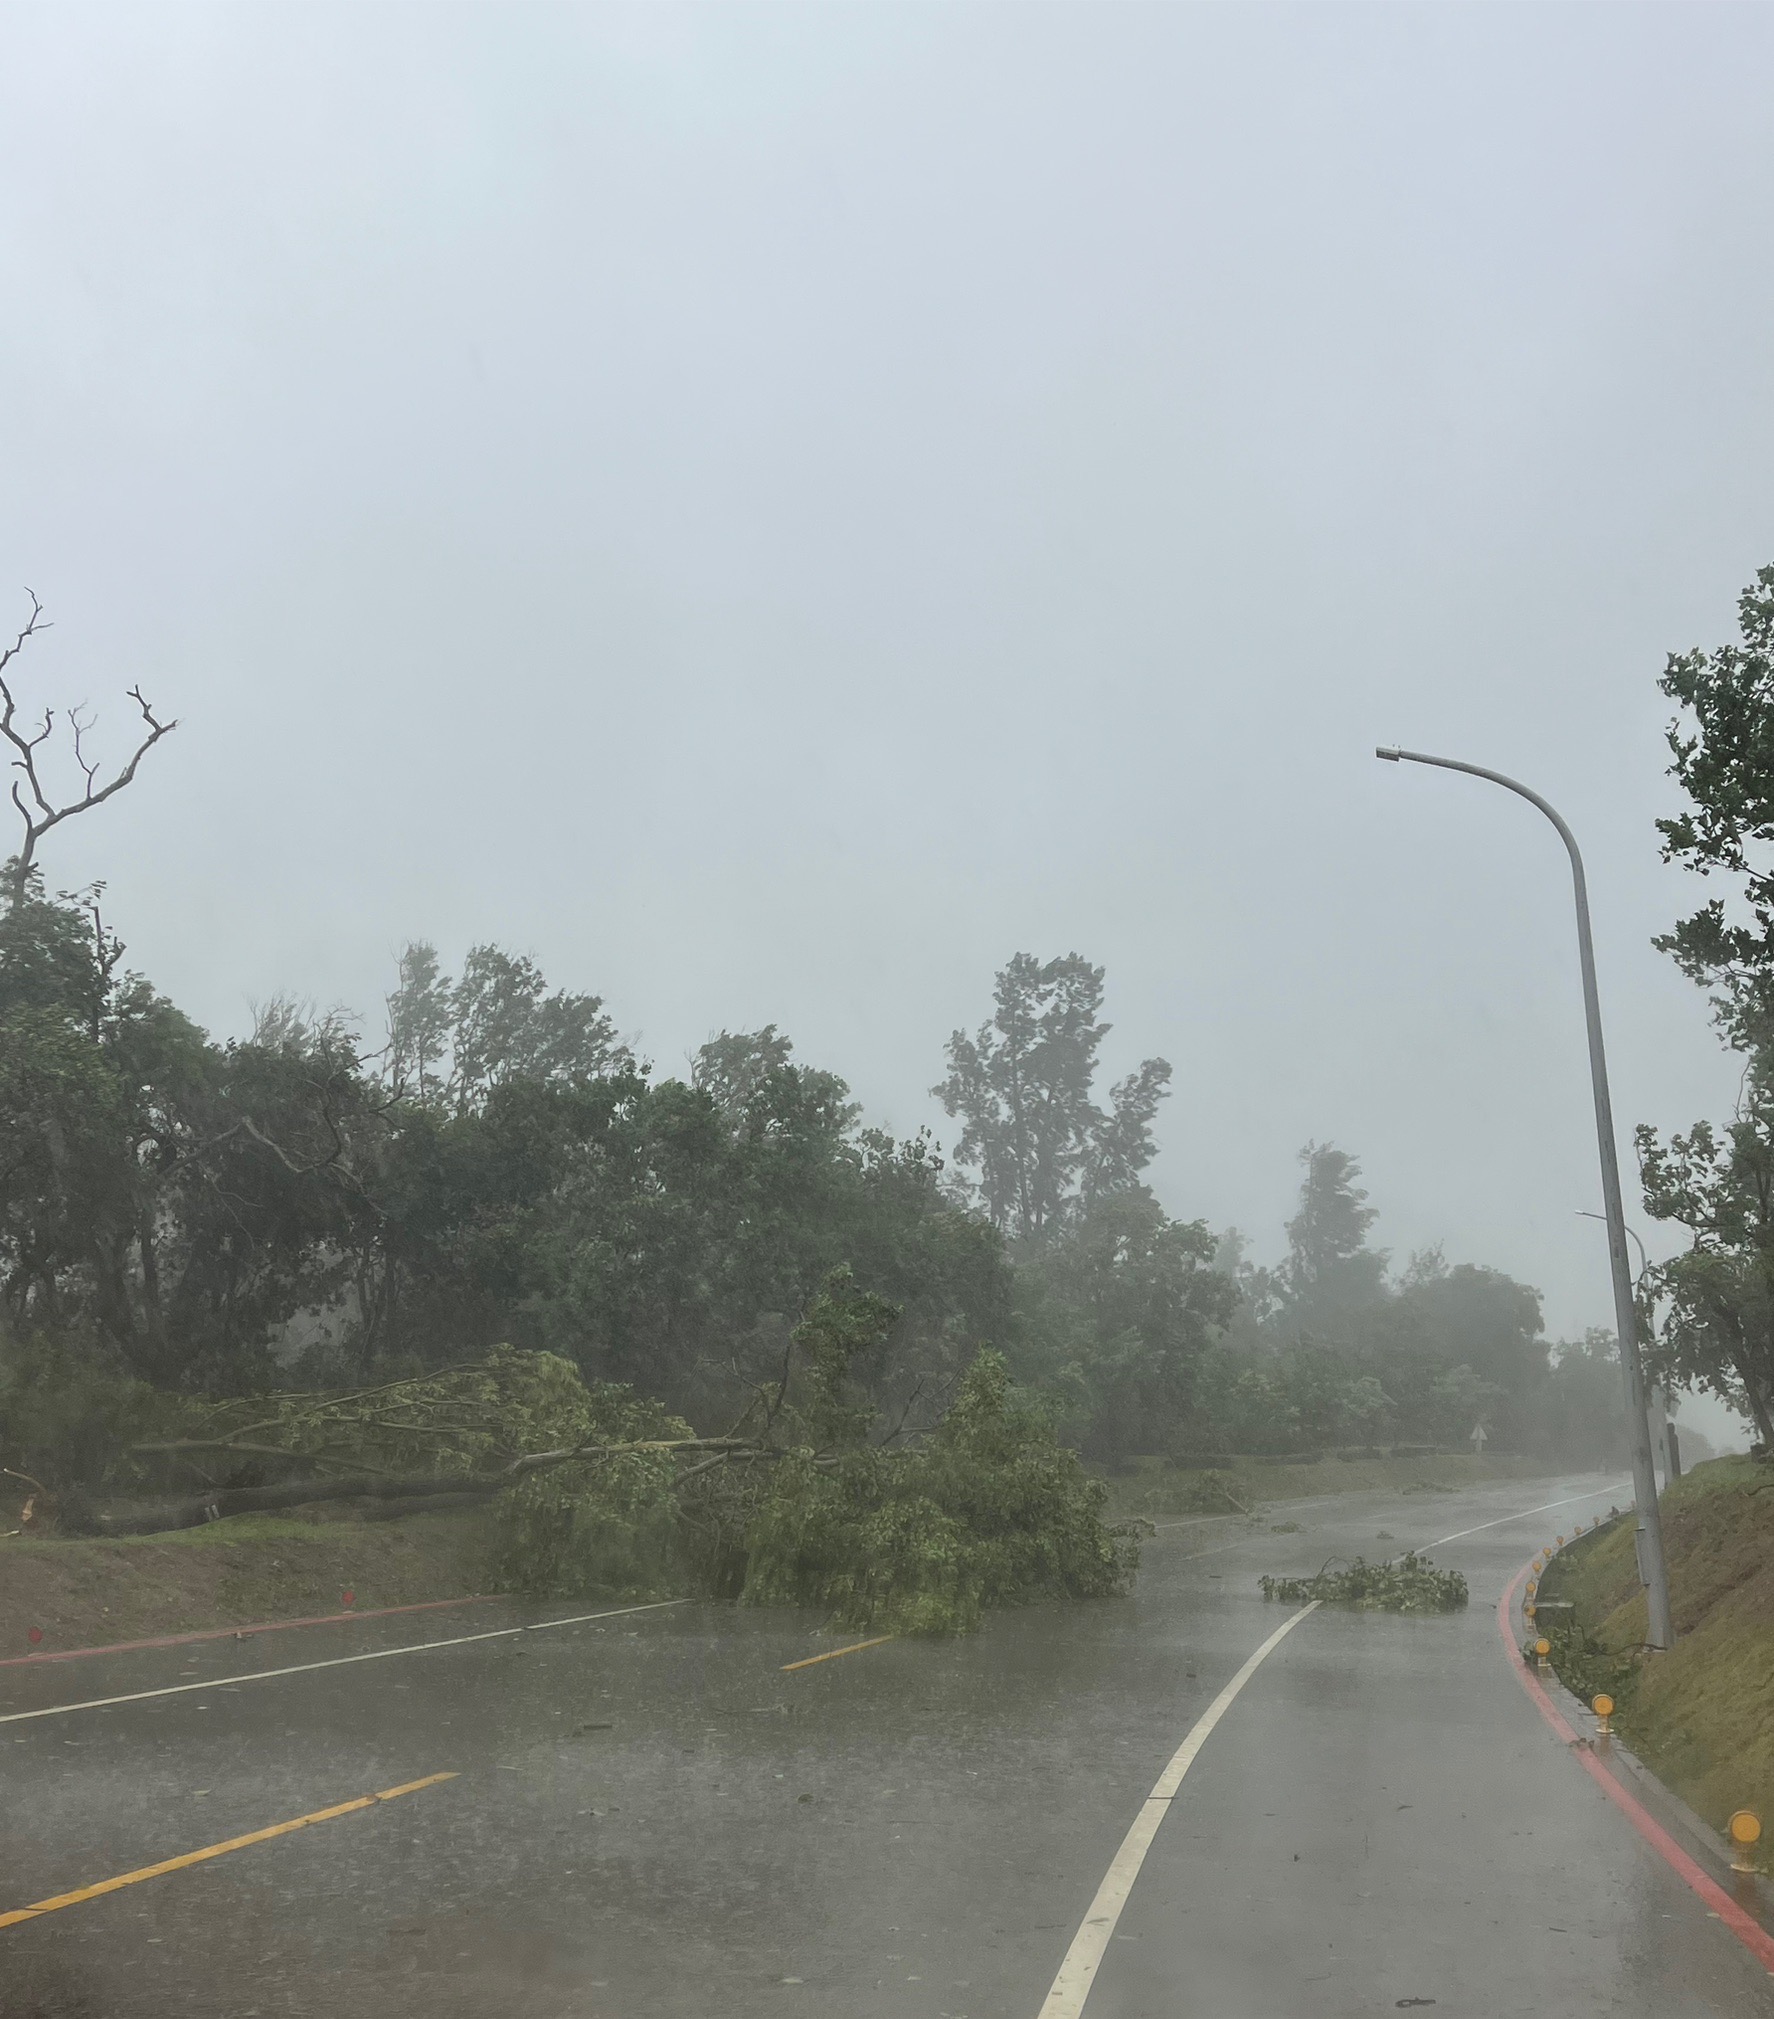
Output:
1654,562,1774,1027
1638,559,1774,1446
0,886,1005,1435
1637,1099,1774,1445
742,1277,1135,1634
0,888,1617,1529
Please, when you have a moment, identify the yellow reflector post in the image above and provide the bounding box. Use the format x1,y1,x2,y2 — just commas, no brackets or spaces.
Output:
1729,1810,1763,1873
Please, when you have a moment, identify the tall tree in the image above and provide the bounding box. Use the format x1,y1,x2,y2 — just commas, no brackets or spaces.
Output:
1640,560,1774,1438
933,953,1171,1242
1011,1189,1237,1456
693,1025,800,1129
0,885,386,1385
1636,1103,1774,1445
1654,561,1774,1038
385,941,452,1104
382,939,630,1115
1285,1142,1380,1298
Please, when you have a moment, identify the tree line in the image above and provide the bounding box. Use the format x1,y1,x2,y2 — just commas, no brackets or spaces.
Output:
10,560,1774,1616
0,881,1622,1481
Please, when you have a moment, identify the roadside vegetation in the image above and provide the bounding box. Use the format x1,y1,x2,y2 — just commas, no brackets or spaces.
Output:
1537,1457,1774,1864
0,577,1759,1642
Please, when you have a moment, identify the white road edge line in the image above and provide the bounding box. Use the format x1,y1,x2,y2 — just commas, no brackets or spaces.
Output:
1034,1600,1320,2019
0,1599,689,1727
1425,1481,1627,1549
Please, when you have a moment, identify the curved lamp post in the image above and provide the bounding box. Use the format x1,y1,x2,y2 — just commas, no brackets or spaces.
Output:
1377,746,1674,1648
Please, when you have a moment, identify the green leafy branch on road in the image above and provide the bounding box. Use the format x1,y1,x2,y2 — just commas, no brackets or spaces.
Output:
1259,1551,1468,1613
742,1291,1136,1635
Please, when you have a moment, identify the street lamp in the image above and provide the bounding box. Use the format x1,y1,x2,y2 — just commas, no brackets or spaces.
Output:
1377,745,1675,1649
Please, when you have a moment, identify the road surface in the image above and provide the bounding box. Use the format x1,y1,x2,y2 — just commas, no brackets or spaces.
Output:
3,1471,1769,2017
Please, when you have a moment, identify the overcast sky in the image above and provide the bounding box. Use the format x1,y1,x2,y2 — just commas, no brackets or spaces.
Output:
3,4,1772,1431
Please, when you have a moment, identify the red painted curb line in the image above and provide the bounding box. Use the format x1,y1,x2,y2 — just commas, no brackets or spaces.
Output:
1496,1559,1774,1975
1,1593,498,1669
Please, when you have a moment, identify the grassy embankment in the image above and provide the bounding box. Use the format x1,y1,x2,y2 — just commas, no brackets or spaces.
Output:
1537,1455,1774,1867
1106,1450,1558,1521
0,1507,497,1653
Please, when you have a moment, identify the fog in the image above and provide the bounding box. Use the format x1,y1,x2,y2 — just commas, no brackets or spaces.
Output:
3,3,1771,1408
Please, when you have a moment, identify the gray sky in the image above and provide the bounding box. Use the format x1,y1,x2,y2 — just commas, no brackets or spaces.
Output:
3,3,1772,1428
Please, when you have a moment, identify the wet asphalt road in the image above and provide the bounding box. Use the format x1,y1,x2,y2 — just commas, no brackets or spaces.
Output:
3,1472,1770,2019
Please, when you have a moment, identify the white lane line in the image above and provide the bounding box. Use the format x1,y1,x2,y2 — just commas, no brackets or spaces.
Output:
0,1599,688,1728
1035,1601,1320,2019
1425,1482,1626,1550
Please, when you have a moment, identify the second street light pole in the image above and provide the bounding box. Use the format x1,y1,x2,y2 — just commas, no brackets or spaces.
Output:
1377,745,1675,1649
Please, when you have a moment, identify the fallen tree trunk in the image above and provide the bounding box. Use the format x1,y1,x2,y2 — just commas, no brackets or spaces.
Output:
77,1434,786,1537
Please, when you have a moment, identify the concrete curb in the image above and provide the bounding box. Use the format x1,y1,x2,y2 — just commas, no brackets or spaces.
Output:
1501,1544,1774,1974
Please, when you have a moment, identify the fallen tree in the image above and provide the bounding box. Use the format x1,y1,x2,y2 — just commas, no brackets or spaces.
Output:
50,1270,1137,1635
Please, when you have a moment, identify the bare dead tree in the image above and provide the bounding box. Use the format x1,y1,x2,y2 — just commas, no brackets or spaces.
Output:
0,590,177,908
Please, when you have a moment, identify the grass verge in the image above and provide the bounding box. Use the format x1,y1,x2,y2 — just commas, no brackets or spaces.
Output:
0,1507,499,1654
1537,1456,1774,1868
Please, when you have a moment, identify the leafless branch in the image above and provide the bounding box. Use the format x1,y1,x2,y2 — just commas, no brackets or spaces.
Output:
0,592,177,905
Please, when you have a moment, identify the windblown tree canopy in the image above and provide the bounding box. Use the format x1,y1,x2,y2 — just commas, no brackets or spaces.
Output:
1637,1103,1774,1446
1655,561,1774,1039
933,952,1171,1244
1638,559,1774,1442
0,907,1009,1415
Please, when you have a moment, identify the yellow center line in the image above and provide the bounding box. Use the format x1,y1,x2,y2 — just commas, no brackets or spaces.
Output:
781,1635,894,1672
0,1771,457,1931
